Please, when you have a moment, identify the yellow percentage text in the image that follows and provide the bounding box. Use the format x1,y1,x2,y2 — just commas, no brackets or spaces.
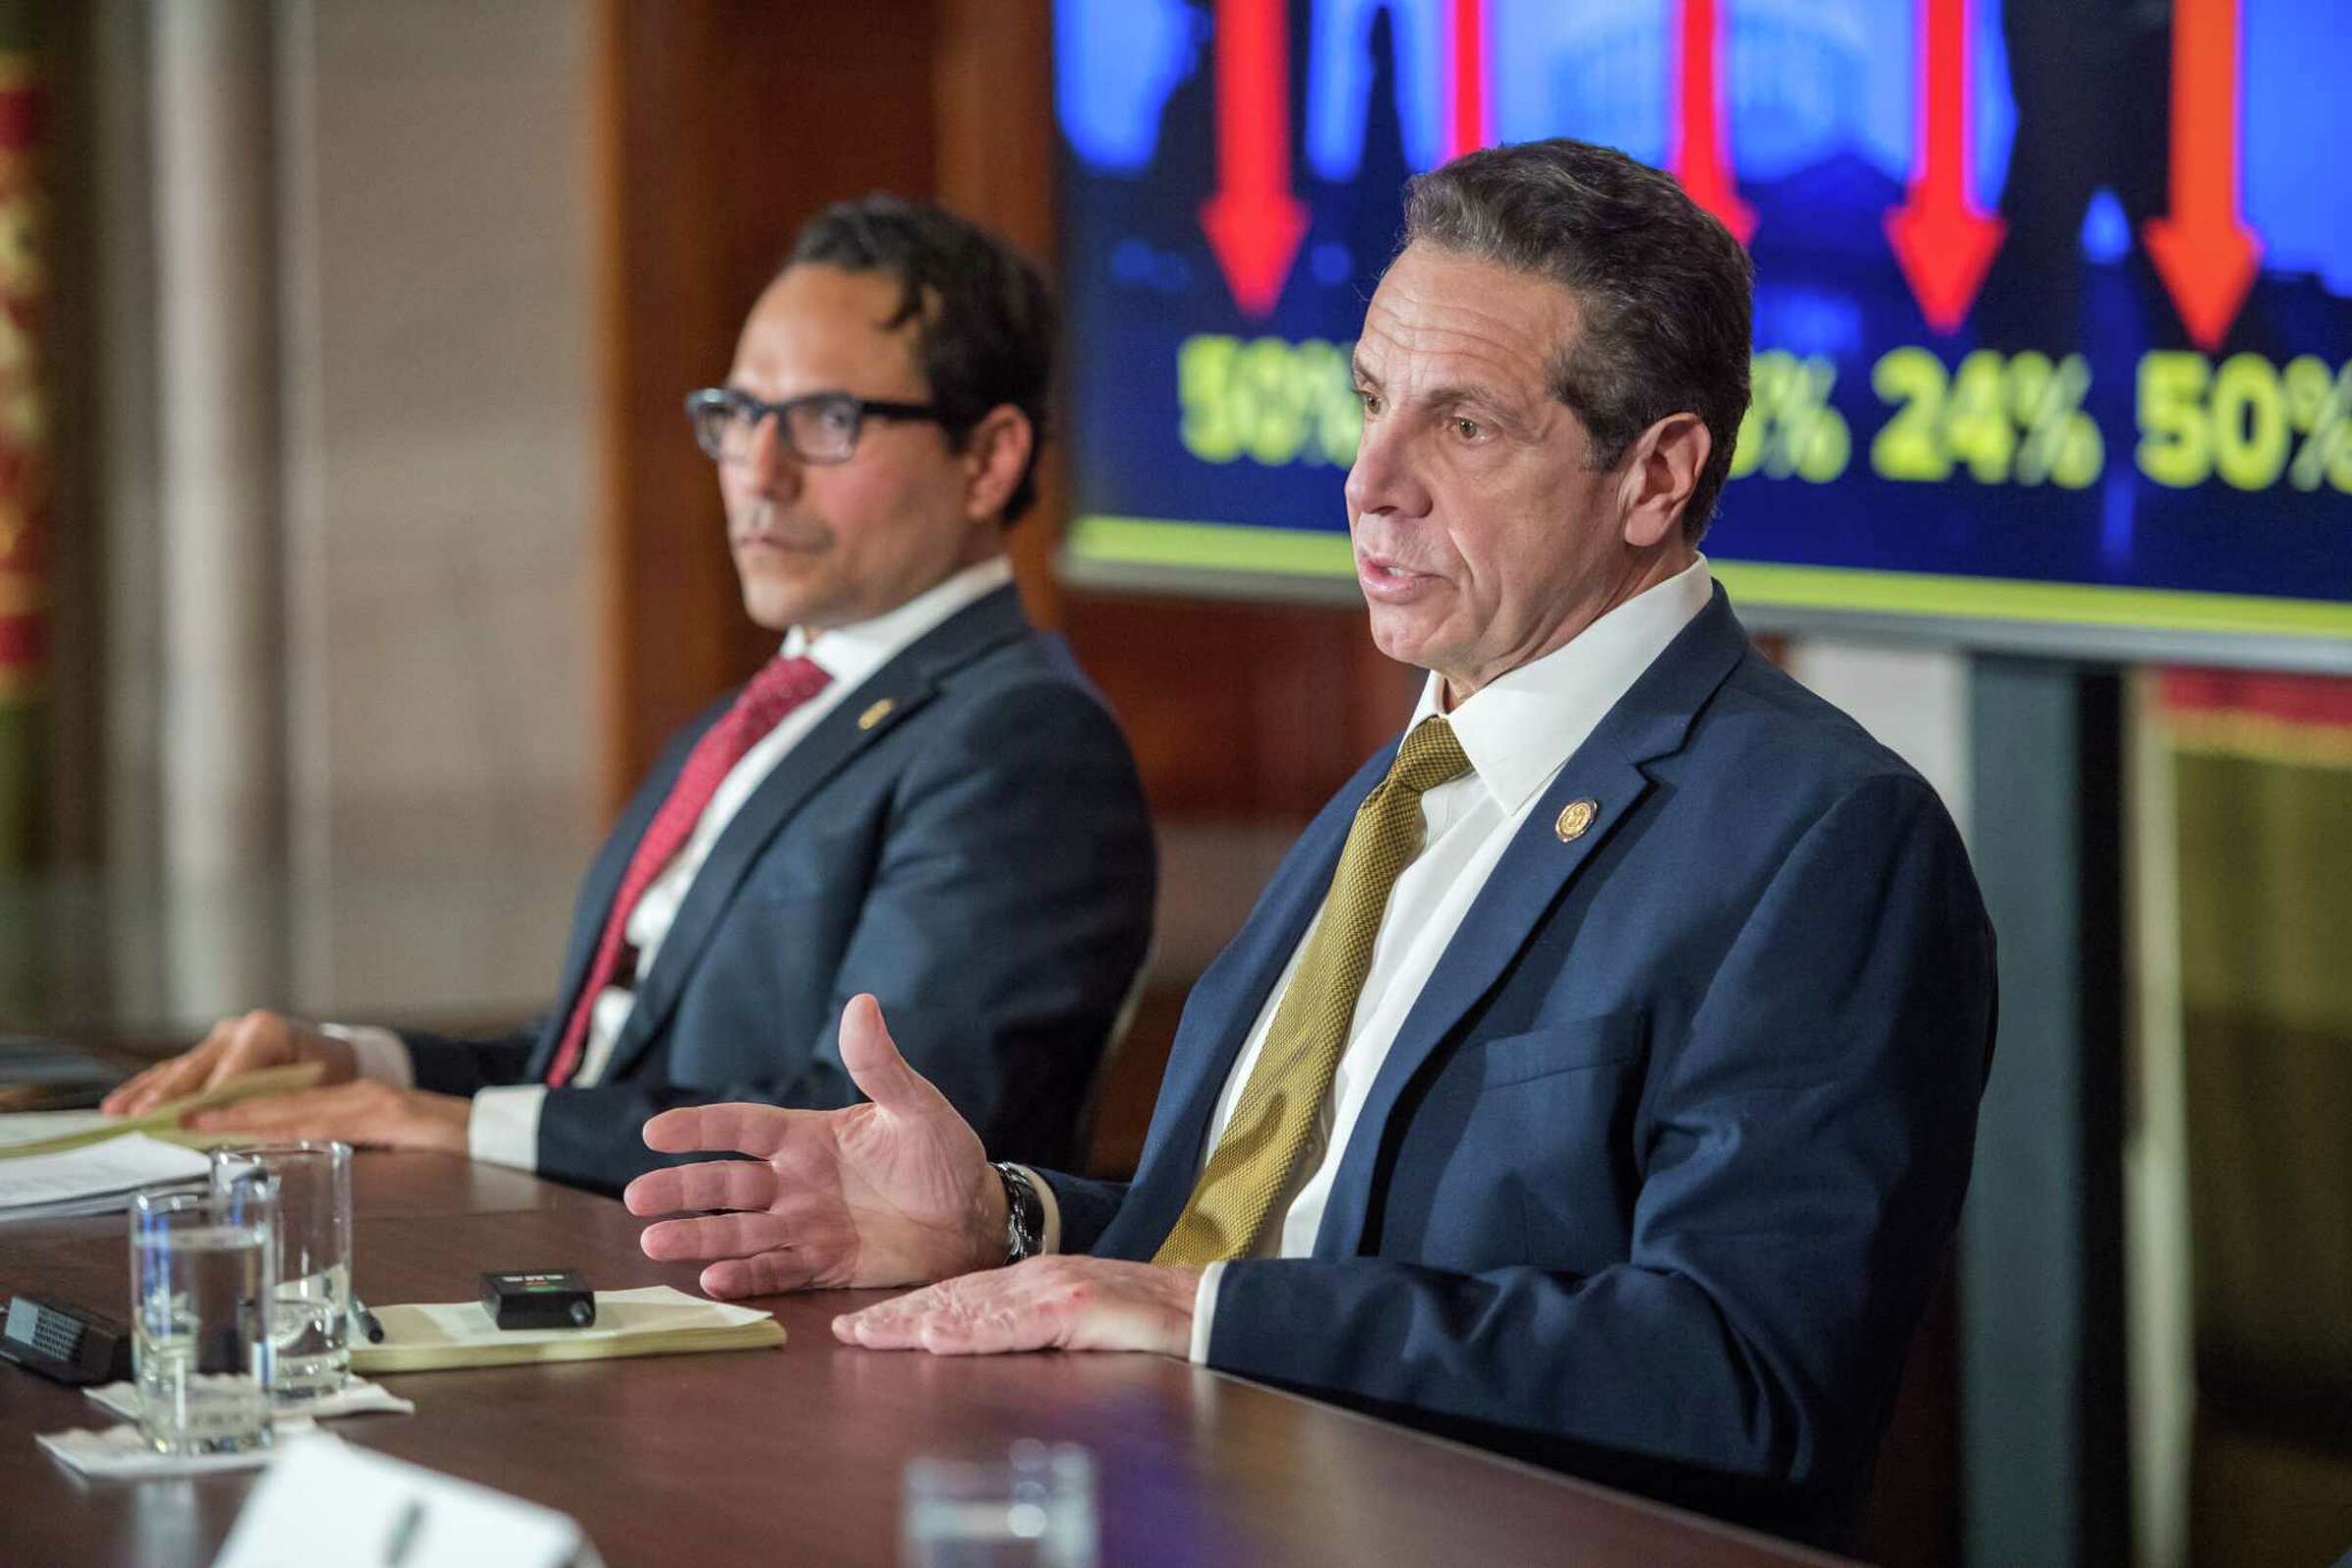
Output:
1178,334,1360,468
2136,352,2352,493
1870,347,2104,489
1729,351,1850,483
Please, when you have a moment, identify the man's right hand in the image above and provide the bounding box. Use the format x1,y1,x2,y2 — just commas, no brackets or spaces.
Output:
623,994,1005,1299
101,1009,359,1117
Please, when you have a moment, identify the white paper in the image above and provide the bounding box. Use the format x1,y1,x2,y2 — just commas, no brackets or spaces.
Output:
375,1284,770,1350
85,1374,416,1422
0,1133,211,1217
0,1109,118,1150
36,1418,330,1478
213,1437,595,1568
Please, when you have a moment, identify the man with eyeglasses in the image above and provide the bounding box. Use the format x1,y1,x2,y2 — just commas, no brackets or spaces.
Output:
106,197,1157,1196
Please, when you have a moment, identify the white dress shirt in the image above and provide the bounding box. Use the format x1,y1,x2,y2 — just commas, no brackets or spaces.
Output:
335,555,1016,1172
1177,557,1715,1361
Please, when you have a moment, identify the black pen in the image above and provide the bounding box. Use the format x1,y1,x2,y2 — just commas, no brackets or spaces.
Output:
352,1299,386,1344
382,1496,425,1565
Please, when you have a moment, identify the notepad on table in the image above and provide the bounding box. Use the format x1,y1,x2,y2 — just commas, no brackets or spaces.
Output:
0,1062,322,1161
0,1133,213,1219
351,1286,784,1374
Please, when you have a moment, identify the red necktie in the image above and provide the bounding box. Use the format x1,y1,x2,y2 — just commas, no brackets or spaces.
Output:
543,655,833,1088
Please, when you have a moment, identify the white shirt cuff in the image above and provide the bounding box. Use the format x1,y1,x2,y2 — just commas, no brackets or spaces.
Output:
322,1024,414,1090
1006,1164,1061,1255
466,1084,547,1171
1188,1260,1226,1365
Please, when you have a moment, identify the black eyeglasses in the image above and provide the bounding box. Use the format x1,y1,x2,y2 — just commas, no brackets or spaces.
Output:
684,387,950,466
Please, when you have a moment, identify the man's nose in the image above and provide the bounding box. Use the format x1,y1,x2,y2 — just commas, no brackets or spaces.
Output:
743,413,803,499
1344,419,1428,521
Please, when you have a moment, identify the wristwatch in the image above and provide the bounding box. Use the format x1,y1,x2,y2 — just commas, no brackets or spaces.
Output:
992,1161,1044,1264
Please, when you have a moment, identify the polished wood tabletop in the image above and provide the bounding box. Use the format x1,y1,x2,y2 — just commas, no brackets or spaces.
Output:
0,1152,1853,1567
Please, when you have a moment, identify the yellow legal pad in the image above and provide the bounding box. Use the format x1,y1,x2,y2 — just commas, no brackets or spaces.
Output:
352,1285,785,1374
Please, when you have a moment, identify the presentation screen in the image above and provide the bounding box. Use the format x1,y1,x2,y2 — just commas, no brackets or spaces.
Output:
1053,0,2352,671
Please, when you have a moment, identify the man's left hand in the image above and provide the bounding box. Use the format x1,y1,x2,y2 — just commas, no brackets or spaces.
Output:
188,1082,471,1154
832,1256,1200,1357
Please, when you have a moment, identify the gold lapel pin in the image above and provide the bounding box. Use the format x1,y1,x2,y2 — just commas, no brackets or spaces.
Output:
1554,798,1598,842
858,698,896,731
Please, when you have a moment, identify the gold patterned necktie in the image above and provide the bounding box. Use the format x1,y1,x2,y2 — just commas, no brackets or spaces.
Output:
1153,716,1473,1266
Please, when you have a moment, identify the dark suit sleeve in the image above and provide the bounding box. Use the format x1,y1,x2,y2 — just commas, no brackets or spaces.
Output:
1200,776,1994,1526
529,676,1157,1194
1034,1171,1130,1254
399,1023,546,1097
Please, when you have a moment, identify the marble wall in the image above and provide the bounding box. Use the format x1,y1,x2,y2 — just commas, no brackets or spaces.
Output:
78,0,602,1030
275,0,599,1019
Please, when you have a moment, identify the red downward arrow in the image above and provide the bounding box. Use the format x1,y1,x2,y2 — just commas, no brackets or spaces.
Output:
1885,0,2004,333
1670,0,1754,246
2141,0,2261,351
1200,0,1307,318
1445,0,1490,161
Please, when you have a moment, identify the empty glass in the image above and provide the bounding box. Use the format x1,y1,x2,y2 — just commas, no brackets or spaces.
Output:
901,1442,1099,1568
212,1140,352,1401
128,1182,277,1455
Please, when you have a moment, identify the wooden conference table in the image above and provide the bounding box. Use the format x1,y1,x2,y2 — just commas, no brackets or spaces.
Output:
0,1152,1855,1567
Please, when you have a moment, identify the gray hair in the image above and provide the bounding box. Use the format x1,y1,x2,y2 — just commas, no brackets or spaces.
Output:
1400,139,1753,541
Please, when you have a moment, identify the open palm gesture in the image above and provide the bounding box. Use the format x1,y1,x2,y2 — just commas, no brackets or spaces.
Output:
623,995,1004,1298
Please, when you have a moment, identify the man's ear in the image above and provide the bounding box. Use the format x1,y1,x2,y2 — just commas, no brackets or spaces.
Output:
959,406,1034,523
1615,412,1711,549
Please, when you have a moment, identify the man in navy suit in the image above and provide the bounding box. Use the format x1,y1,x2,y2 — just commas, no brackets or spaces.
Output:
624,142,1995,1541
105,197,1156,1196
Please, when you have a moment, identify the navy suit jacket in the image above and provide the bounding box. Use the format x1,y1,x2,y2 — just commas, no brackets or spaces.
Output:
404,584,1155,1196
1040,588,1994,1544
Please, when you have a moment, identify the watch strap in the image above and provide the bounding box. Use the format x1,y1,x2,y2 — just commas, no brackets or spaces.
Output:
992,1161,1044,1263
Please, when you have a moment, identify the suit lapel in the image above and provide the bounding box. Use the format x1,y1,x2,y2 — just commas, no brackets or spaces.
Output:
590,585,1032,1082
523,715,715,1078
1311,587,1755,1256
1095,746,1395,1259
1306,753,1653,1255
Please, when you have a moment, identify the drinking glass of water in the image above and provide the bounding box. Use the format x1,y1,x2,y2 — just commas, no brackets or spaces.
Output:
211,1141,353,1402
128,1181,277,1455
901,1442,1098,1567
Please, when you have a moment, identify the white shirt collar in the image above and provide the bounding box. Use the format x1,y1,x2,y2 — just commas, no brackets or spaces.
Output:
1408,556,1715,814
780,555,1015,685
